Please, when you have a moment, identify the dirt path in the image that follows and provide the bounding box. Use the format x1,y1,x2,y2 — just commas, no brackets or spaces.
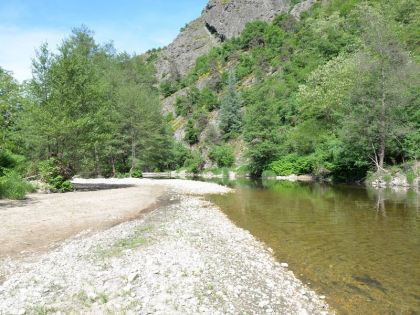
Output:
0,185,166,258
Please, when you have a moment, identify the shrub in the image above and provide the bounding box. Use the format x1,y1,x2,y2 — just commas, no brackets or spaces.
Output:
209,145,235,168
159,80,179,97
0,150,26,176
131,169,142,178
0,171,34,200
406,171,416,185
184,119,200,145
383,173,393,183
269,154,314,176
184,152,204,174
38,158,74,192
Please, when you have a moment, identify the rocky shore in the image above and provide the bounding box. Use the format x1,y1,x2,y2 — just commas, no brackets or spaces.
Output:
0,180,330,315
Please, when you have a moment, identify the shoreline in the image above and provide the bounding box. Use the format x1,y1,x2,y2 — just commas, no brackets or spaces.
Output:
0,179,330,314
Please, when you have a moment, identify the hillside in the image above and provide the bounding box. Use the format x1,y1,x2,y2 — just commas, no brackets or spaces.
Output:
155,0,314,82
156,0,419,180
0,0,419,199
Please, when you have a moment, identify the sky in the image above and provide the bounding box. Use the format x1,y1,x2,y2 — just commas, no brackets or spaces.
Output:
0,0,208,81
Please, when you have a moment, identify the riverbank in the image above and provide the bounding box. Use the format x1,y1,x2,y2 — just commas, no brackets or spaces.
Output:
0,179,330,314
0,184,166,258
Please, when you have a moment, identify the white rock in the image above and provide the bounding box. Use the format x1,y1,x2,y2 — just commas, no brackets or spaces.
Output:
127,273,138,282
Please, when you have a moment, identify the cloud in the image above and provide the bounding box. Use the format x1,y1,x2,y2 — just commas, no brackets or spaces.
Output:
0,26,65,81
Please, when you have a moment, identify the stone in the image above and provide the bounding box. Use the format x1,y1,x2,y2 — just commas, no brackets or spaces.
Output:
127,273,139,283
281,263,289,268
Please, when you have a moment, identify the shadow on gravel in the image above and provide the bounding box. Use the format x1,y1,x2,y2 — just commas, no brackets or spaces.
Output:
0,198,39,209
73,183,135,191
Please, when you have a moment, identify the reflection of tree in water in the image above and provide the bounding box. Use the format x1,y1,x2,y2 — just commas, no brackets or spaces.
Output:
373,189,387,217
367,186,420,217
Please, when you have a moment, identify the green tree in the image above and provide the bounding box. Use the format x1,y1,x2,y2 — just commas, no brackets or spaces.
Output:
219,71,242,138
344,4,419,170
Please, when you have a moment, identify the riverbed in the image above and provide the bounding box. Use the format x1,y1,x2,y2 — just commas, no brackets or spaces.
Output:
0,179,329,314
208,179,420,314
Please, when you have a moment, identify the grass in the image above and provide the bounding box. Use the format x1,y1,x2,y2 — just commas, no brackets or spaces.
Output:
75,290,92,307
405,171,416,185
0,171,35,199
32,306,57,315
96,227,151,259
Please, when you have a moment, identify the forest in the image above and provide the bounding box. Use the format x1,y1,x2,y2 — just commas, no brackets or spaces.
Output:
1,0,419,199
162,0,419,179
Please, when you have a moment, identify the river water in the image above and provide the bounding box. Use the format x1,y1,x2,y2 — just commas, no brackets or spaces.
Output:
207,179,420,314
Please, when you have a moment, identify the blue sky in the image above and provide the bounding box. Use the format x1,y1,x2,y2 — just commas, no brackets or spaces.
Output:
0,0,208,81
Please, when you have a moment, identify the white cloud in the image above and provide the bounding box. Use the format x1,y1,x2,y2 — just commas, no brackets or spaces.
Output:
0,26,65,82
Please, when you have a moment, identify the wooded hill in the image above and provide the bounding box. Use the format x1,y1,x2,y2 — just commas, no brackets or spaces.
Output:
0,0,419,198
159,0,419,180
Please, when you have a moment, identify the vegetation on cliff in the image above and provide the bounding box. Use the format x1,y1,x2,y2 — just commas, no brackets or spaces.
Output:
1,0,419,199
163,0,419,180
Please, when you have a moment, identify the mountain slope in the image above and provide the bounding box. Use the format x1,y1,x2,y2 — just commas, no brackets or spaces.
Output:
155,0,315,81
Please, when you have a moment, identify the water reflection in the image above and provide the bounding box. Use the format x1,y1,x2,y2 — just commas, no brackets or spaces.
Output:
208,180,420,314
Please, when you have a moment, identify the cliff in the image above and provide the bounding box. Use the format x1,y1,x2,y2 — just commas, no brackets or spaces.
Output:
155,0,315,81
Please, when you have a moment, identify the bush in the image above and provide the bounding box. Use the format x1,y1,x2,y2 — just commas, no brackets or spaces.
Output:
405,171,416,185
184,119,200,145
131,169,142,178
269,154,314,176
0,150,26,176
0,171,34,200
159,80,179,97
38,158,74,192
209,145,235,168
184,152,204,174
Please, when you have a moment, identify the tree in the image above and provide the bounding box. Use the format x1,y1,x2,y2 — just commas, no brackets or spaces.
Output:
184,118,199,145
219,71,242,138
244,83,283,176
346,4,418,170
0,68,25,149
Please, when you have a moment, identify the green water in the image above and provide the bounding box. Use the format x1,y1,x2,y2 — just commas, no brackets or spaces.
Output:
207,180,420,314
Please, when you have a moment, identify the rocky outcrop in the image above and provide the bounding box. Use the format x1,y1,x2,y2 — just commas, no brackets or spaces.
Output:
155,0,317,81
155,17,219,81
202,0,290,40
290,0,317,19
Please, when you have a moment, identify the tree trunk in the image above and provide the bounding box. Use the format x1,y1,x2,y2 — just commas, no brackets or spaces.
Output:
111,157,116,177
94,141,101,177
130,130,136,177
378,64,386,170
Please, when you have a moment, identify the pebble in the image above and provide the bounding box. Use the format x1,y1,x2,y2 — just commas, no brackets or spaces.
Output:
0,184,330,315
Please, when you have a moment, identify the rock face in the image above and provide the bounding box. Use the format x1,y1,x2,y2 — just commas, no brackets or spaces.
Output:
155,0,317,81
155,17,219,81
290,0,317,19
203,0,290,40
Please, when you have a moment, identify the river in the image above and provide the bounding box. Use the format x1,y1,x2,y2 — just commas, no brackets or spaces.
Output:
207,179,420,314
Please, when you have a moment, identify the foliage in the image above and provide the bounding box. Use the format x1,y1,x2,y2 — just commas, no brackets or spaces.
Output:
131,169,142,178
219,71,242,138
184,151,204,174
2,0,419,183
269,154,314,176
0,171,34,200
159,80,180,97
209,145,235,168
184,118,200,145
37,158,74,192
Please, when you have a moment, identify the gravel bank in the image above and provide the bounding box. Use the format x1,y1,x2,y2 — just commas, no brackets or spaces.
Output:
71,178,232,195
0,181,330,315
